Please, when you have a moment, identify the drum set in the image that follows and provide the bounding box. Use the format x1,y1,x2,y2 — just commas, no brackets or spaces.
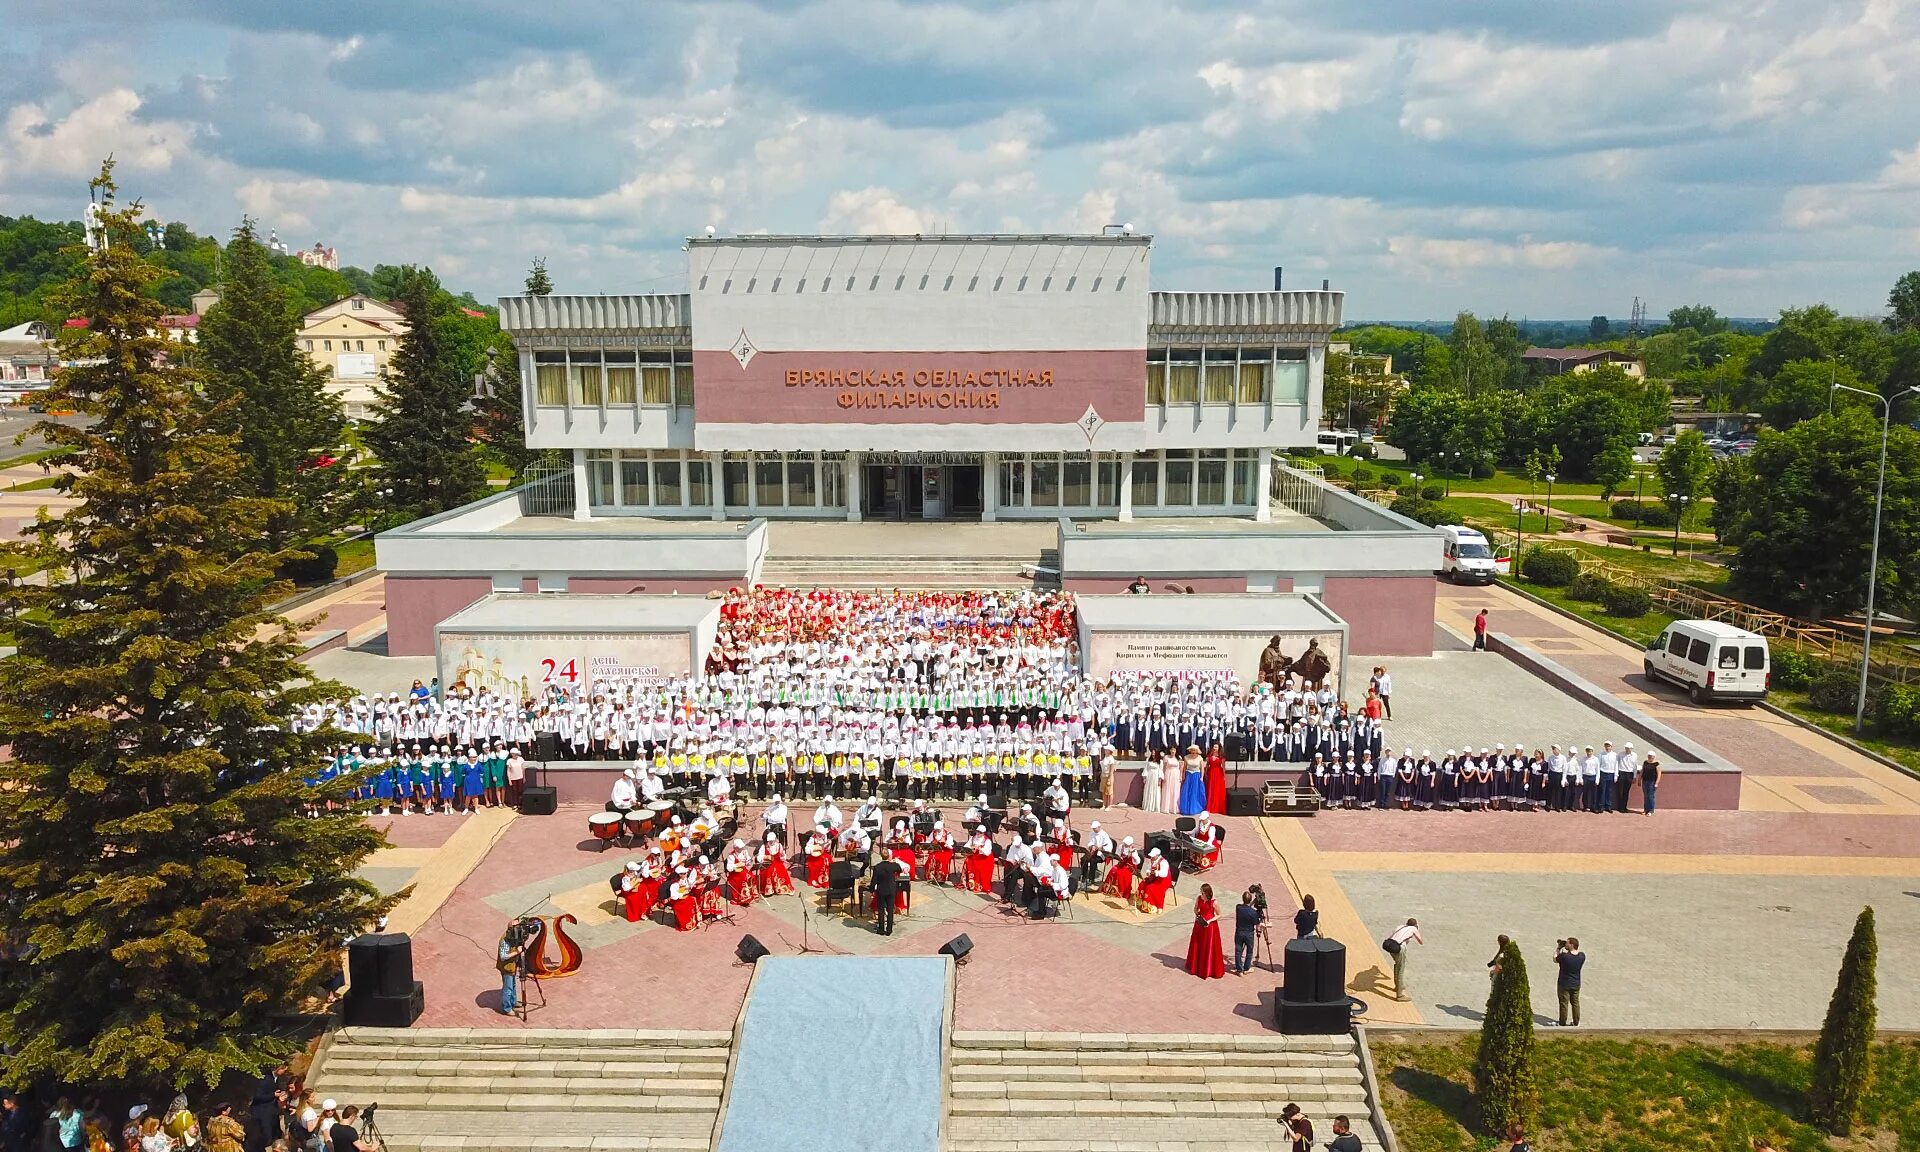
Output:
587,797,690,851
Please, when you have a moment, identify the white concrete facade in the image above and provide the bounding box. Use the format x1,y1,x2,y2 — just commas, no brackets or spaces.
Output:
498,233,1341,521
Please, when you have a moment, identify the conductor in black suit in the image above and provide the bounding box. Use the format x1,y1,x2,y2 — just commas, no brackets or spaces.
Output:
870,856,905,935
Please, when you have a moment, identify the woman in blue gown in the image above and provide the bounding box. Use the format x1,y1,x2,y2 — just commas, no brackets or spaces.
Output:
1177,744,1208,815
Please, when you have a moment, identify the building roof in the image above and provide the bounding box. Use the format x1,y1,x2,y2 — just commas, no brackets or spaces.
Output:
1522,347,1636,362
437,593,721,634
1073,592,1346,634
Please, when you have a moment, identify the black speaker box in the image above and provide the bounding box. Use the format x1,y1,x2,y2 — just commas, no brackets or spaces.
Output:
346,933,414,998
520,786,557,815
535,732,562,762
344,981,424,1028
1225,787,1261,817
1282,938,1318,1001
1310,938,1347,1003
1274,996,1350,1035
736,935,771,964
938,934,974,961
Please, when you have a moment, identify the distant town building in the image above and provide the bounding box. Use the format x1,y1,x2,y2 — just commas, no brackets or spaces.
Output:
0,320,58,389
1522,347,1646,378
297,242,339,271
298,294,408,419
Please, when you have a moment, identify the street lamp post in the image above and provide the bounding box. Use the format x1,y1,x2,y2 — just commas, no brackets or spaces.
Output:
1634,466,1650,529
1409,472,1423,500
1543,473,1557,535
1832,381,1920,732
1668,493,1691,556
1447,451,1460,497
4,566,15,629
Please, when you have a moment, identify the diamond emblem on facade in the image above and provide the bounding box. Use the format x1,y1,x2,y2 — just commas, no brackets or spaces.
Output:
1077,404,1106,443
728,330,758,368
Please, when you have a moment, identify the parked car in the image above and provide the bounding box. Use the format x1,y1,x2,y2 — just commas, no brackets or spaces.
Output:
1643,620,1769,705
1435,525,1503,584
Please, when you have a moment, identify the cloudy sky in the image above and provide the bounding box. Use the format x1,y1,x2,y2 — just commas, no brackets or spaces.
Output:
4,0,1918,320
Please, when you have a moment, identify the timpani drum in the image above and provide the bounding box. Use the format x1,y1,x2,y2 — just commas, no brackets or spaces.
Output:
588,811,623,851
624,811,654,841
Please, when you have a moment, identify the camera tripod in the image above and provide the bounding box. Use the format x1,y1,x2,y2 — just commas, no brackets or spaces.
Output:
361,1104,388,1151
514,964,547,1022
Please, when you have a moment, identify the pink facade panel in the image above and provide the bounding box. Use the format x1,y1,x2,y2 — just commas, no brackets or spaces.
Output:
692,349,1147,425
387,576,494,657
1320,575,1436,656
567,577,738,596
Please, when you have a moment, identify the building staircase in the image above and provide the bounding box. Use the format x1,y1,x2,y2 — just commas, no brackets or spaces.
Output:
946,1030,1386,1152
305,1027,731,1152
306,1026,1390,1152
755,551,1057,589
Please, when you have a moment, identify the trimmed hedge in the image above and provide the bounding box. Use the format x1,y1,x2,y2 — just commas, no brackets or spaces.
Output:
1421,483,1446,501
1769,646,1820,690
1877,683,1920,740
1567,572,1613,603
1389,495,1449,527
1808,670,1872,715
1520,548,1579,587
1601,584,1652,617
1609,499,1675,528
279,545,339,585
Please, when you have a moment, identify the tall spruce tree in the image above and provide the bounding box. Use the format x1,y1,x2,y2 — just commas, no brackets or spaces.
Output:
0,163,394,1092
1473,939,1539,1137
363,265,488,518
1809,906,1878,1134
197,217,349,554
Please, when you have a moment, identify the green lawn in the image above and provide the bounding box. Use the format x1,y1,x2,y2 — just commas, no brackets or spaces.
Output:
1293,452,1614,498
1437,496,1563,536
1770,687,1920,775
0,446,75,471
4,475,60,493
1372,1033,1920,1152
1504,574,1677,648
333,536,375,577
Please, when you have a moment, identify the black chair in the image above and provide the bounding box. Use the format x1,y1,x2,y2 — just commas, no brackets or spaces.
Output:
823,861,858,913
1174,815,1197,834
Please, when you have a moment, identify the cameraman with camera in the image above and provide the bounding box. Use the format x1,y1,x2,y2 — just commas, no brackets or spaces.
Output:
328,1105,377,1152
497,919,537,1017
1554,937,1585,1027
1233,887,1268,975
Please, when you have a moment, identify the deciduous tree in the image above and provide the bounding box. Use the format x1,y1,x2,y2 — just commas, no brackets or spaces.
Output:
0,163,392,1093
1714,412,1920,618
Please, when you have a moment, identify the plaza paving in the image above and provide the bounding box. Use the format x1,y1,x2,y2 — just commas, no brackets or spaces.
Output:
330,578,1920,1040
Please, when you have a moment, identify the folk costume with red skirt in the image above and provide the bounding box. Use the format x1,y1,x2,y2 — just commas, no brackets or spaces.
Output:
1105,849,1138,899
804,836,832,887
923,826,956,883
1184,894,1226,979
1139,852,1173,910
962,834,997,892
756,841,795,896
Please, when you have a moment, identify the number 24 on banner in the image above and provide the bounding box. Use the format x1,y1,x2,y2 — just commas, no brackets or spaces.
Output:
540,658,579,684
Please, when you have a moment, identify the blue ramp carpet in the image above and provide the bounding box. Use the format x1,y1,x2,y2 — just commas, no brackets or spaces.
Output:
716,956,947,1152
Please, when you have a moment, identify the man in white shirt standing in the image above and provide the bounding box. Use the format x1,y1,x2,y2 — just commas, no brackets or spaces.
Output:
1385,918,1424,1002
1598,741,1619,814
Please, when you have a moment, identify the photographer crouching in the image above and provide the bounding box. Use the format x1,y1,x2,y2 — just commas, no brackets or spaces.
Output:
496,918,540,1017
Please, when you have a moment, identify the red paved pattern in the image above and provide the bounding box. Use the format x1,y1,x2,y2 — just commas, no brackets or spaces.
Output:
404,804,1302,1034
1301,808,1920,856
368,812,464,849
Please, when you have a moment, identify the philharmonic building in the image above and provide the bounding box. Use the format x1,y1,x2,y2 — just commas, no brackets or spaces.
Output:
498,233,1342,522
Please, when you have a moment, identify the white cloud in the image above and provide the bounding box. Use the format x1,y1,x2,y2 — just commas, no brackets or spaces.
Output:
819,187,931,234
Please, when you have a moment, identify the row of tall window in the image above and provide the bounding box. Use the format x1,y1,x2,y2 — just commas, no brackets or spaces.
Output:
584,450,848,509
1145,348,1309,406
535,350,694,408
999,449,1263,508
305,338,385,352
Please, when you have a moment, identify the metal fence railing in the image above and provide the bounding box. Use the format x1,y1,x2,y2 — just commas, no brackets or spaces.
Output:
517,464,575,517
1270,457,1326,517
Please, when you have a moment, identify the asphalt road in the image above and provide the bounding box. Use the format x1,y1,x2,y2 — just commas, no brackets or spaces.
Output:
0,409,90,460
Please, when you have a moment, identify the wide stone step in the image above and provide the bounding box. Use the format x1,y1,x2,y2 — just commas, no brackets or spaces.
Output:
950,1137,1378,1152
947,1087,1368,1115
319,1058,730,1078
951,1048,1359,1068
328,1028,731,1048
950,1031,1355,1054
951,1081,1368,1103
320,1052,731,1070
360,1108,715,1152
950,1063,1363,1083
314,1075,725,1097
322,1092,721,1114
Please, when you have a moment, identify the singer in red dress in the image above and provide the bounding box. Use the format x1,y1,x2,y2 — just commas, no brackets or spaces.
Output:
1185,883,1226,979
1205,742,1228,815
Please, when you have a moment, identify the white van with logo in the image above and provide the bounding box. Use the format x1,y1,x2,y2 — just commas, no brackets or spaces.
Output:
1436,525,1503,584
1643,620,1770,705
